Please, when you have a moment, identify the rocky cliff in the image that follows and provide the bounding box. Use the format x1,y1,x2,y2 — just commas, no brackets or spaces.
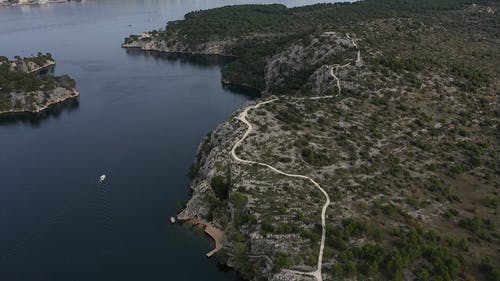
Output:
263,32,357,95
180,104,328,281
128,3,500,280
122,32,232,56
0,55,78,115
0,86,79,115
180,118,243,223
8,58,55,74
123,31,358,97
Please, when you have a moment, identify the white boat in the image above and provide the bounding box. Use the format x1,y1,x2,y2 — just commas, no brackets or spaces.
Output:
99,174,106,183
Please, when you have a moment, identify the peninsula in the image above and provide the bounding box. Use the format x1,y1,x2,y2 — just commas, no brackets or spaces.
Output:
126,1,499,280
0,53,79,115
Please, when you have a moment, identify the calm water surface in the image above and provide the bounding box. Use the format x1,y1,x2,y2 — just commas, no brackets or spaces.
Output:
0,1,337,280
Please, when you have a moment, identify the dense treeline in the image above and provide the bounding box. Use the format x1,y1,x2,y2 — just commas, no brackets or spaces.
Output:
0,64,43,94
164,0,492,44
0,53,55,94
327,218,470,281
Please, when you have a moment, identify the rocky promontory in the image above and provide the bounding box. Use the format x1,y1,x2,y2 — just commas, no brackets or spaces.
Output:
180,105,328,280
129,2,500,280
0,54,79,115
122,30,358,96
122,32,231,56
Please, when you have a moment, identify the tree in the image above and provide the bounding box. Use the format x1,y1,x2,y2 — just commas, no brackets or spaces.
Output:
211,175,229,200
230,192,248,209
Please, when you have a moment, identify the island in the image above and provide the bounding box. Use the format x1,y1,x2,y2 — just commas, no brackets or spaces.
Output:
0,53,79,115
126,1,499,281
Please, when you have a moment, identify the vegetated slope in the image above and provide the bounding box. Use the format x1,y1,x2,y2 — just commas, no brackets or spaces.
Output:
124,0,499,94
0,53,78,114
131,1,499,280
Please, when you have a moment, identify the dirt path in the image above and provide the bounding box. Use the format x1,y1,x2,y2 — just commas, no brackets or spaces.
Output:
228,33,359,281
231,100,330,281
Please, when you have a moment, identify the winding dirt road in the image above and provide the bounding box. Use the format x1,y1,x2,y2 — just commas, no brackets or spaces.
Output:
231,99,330,281
229,34,359,281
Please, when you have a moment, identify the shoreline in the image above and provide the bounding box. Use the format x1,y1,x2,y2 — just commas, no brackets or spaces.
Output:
172,215,224,258
221,79,263,96
122,44,237,58
122,45,262,95
0,88,79,116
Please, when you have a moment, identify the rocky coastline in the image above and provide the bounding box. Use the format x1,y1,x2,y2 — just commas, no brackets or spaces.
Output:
179,114,252,268
0,55,79,116
121,33,261,93
175,104,313,280
122,32,233,56
0,87,79,116
122,22,367,281
122,31,358,97
179,117,243,224
10,59,56,74
124,3,500,280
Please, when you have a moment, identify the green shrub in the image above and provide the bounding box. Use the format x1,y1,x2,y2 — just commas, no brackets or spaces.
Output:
210,175,230,200
480,257,500,281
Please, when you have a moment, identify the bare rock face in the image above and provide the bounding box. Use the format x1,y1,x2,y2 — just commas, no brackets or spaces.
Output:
123,31,358,97
9,59,55,73
122,32,232,56
181,117,244,224
1,87,79,115
263,32,357,95
306,65,337,95
178,180,214,219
